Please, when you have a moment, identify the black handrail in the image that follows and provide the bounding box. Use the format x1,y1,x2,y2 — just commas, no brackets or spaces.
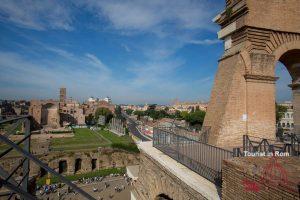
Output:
0,116,96,200
153,127,233,186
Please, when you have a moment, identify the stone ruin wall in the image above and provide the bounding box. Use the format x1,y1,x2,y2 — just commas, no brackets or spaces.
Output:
133,153,206,200
0,148,140,178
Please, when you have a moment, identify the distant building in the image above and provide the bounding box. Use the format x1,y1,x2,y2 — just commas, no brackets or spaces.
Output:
29,99,60,129
170,100,208,113
83,96,115,116
59,87,66,102
59,99,85,126
277,101,294,135
29,88,86,129
88,97,97,102
103,96,112,104
121,104,149,111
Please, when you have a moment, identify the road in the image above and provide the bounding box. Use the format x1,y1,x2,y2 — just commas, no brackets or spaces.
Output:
122,113,151,142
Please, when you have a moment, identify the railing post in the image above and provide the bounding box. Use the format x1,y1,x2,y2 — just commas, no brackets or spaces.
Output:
21,118,30,199
233,148,241,157
243,135,246,152
268,144,274,155
177,134,179,160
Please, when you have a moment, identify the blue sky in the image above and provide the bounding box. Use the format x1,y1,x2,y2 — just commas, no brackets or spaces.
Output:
0,0,291,104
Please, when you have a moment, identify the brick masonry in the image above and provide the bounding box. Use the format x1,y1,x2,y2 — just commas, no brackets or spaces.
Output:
132,153,207,200
0,148,140,177
222,157,300,200
203,0,300,148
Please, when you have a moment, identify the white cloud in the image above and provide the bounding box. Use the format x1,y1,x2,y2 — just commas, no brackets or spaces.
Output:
121,44,131,52
0,1,225,104
46,47,75,59
189,39,221,45
85,53,110,73
82,0,220,34
0,0,73,30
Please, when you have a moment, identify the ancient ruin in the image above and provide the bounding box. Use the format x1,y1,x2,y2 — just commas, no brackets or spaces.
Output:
109,118,126,136
203,0,300,148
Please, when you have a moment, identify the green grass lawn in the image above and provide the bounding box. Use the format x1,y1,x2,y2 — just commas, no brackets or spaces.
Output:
50,128,139,153
97,130,139,153
37,167,125,186
50,128,109,151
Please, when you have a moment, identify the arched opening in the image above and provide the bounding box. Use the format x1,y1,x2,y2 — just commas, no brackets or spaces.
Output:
155,194,173,200
275,49,300,139
75,158,82,173
91,159,97,170
40,167,47,177
59,160,67,174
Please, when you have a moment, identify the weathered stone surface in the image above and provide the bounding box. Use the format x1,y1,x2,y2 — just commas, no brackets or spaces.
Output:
133,142,220,200
222,157,300,200
204,0,300,148
0,148,140,177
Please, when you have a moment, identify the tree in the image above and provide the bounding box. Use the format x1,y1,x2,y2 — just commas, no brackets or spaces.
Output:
147,104,156,110
85,114,94,125
276,103,288,124
95,107,113,123
125,109,134,115
180,111,189,120
187,110,206,126
114,105,122,119
174,110,182,119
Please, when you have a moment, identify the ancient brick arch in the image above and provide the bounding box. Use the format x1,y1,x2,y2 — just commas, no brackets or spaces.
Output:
203,0,300,148
155,194,173,200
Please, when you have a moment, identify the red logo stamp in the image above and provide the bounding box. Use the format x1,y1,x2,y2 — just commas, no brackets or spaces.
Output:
242,179,260,192
260,155,288,187
242,152,289,193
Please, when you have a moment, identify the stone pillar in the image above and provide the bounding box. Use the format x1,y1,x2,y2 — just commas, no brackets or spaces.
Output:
289,81,300,137
204,53,277,148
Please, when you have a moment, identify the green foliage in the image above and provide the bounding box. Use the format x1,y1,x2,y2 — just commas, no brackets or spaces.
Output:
181,110,206,126
276,127,284,139
37,167,125,186
98,130,139,153
147,104,157,110
133,109,169,120
276,103,288,123
180,111,189,119
114,105,122,119
225,7,232,18
145,109,168,120
111,143,139,153
95,107,113,123
174,110,181,119
85,114,95,125
125,109,134,115
133,108,206,126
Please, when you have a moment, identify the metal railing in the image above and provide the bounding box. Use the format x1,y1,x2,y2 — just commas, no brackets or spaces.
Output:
0,116,96,200
234,134,300,157
153,127,233,186
155,125,210,143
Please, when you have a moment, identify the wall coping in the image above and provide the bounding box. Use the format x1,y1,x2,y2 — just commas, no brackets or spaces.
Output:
137,141,220,200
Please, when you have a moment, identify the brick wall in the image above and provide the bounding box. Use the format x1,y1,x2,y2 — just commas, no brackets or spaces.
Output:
222,157,300,200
